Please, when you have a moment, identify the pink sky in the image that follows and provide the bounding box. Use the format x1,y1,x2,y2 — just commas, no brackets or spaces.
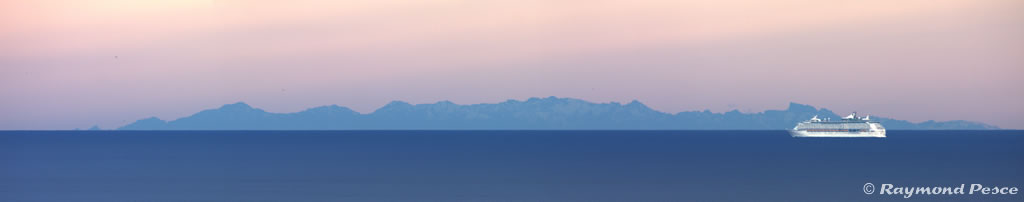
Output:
1,0,1022,129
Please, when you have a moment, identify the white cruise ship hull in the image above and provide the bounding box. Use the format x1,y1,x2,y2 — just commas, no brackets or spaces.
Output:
788,130,886,138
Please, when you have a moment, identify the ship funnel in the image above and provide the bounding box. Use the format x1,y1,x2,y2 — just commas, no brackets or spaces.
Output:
843,113,856,120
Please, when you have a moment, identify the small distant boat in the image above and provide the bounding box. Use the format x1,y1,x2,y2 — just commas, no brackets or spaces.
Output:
789,112,885,138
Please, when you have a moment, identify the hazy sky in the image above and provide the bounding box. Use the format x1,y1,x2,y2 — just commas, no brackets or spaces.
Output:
2,0,1022,129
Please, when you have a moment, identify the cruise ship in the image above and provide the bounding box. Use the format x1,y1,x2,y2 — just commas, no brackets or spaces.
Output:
788,112,886,138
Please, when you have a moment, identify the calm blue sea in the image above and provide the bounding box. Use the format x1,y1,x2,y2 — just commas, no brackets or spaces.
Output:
2,130,1022,201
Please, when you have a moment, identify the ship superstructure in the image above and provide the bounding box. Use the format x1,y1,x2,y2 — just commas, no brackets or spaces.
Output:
789,112,885,138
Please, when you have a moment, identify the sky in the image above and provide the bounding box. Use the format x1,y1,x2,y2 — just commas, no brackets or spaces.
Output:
1,0,1022,129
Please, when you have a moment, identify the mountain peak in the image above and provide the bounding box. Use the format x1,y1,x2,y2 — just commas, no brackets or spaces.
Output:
302,105,357,114
522,96,587,105
220,102,253,110
787,102,817,113
206,102,267,114
526,96,557,103
625,100,650,109
139,117,165,122
435,100,455,105
373,101,414,114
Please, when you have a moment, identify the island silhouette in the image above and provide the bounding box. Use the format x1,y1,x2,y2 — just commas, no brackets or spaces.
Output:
118,96,998,130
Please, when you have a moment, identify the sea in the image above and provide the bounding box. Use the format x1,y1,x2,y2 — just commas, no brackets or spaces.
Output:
2,130,1022,201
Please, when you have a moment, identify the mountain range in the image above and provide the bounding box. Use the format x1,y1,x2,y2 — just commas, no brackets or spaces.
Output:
118,97,998,130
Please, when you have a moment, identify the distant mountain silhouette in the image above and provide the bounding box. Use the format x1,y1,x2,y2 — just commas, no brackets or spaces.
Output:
118,97,998,130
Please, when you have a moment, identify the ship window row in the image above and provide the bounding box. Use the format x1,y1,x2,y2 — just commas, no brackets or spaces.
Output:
805,129,868,132
797,123,871,130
